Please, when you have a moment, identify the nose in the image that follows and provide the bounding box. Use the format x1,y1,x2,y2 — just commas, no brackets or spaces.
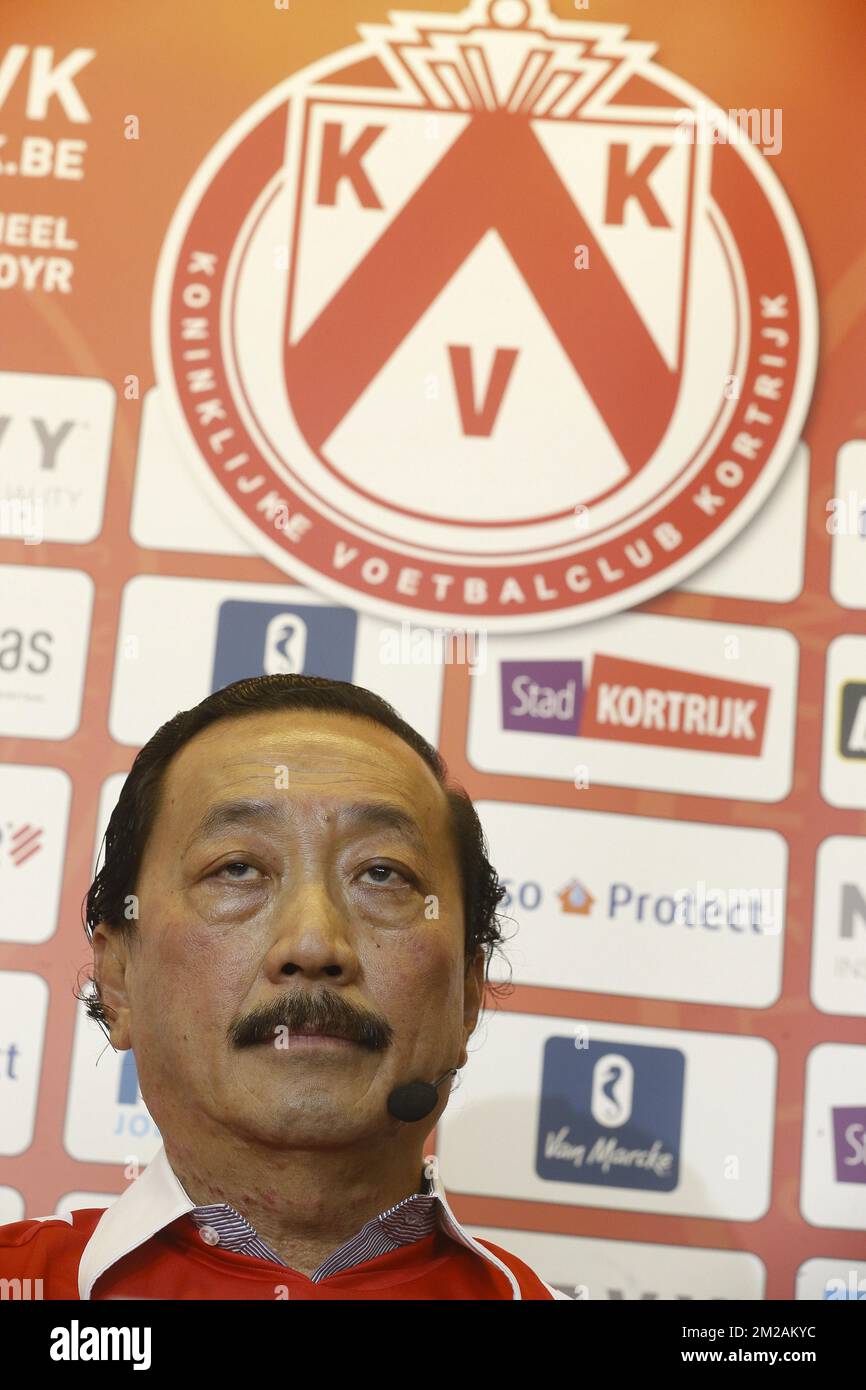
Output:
263,879,359,985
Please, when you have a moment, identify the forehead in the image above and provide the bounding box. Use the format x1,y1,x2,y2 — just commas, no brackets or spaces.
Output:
156,707,450,830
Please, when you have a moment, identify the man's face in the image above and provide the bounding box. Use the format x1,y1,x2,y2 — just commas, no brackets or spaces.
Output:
94,709,485,1150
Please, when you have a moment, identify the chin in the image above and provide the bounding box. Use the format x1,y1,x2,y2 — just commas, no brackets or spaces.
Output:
235,1092,381,1144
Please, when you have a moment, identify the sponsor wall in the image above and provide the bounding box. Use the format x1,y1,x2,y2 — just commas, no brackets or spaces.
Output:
0,0,865,1300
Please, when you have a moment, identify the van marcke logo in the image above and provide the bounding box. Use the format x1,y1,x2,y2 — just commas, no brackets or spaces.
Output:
211,600,357,690
501,654,770,753
537,1038,685,1191
153,0,817,632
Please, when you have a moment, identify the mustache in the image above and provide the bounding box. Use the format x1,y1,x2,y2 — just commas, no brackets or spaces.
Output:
228,990,394,1051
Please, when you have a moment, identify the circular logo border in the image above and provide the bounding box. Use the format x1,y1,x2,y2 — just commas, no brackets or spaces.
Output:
152,14,818,632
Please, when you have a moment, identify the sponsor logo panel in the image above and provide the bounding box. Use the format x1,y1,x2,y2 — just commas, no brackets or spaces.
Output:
478,801,786,1006
0,1187,25,1224
64,1005,161,1165
469,1226,766,1300
796,1258,866,1301
108,575,443,747
800,1043,866,1230
436,1011,776,1219
0,764,70,944
810,836,866,1017
680,442,808,602
91,773,129,876
0,566,93,739
0,371,115,545
0,971,49,1157
131,388,253,556
828,441,866,610
54,1191,119,1219
468,611,797,799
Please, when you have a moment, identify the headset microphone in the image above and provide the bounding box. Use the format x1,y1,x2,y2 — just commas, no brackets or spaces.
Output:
386,1068,458,1122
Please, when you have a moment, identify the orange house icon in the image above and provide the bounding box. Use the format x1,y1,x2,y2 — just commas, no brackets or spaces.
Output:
558,879,595,915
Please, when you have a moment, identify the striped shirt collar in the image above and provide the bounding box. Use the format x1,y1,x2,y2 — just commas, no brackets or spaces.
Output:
187,1177,438,1281
77,1143,526,1300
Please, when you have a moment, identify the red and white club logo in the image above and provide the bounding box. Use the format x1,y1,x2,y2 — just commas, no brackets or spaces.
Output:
153,0,817,631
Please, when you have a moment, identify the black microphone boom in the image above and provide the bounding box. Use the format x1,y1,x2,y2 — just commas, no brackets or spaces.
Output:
387,1068,457,1123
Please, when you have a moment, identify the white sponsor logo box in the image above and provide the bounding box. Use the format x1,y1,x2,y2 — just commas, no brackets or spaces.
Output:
800,1042,866,1230
469,1226,766,1300
0,1187,24,1223
0,372,114,544
0,764,71,944
92,773,128,875
64,1003,162,1165
829,441,866,609
0,971,48,1156
479,800,786,1007
0,566,92,739
436,1010,776,1220
796,1257,866,1301
131,389,253,555
681,442,808,603
467,611,797,801
55,1191,119,1219
811,836,866,1017
821,635,866,808
109,575,443,747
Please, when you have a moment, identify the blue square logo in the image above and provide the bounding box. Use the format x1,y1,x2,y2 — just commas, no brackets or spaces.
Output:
211,601,357,691
536,1037,685,1191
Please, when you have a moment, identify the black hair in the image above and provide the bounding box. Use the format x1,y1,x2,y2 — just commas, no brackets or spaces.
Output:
81,673,509,1036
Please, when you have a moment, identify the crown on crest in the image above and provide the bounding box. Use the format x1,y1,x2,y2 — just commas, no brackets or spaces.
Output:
358,0,657,118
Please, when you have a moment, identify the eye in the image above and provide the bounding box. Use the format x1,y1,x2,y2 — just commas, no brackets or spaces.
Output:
213,860,261,882
359,863,412,887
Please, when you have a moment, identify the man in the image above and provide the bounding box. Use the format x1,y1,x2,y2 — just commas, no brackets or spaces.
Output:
0,674,569,1300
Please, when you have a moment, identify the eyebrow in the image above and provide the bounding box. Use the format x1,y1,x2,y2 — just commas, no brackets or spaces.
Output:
183,797,429,856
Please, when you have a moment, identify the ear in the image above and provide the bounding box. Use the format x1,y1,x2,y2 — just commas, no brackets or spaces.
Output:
92,923,134,1050
457,948,486,1068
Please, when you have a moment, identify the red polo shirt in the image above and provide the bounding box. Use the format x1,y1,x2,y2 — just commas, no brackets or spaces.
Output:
0,1209,558,1299
0,1147,568,1301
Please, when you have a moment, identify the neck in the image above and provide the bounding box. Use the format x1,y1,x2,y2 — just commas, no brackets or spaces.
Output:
163,1131,428,1276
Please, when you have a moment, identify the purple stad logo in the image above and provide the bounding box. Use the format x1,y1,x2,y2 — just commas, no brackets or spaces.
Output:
832,1107,866,1184
500,660,584,736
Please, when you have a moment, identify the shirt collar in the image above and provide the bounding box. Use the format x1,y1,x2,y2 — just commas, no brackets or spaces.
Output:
78,1144,523,1300
186,1178,440,1279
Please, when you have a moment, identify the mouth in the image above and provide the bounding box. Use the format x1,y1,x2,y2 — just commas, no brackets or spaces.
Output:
261,1029,360,1049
